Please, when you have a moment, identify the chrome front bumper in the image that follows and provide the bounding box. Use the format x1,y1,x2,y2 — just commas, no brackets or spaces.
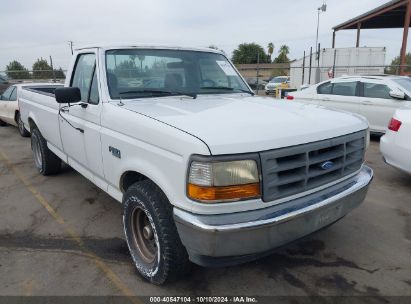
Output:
174,166,373,267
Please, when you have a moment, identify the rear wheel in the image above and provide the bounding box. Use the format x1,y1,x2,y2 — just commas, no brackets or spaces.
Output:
16,112,30,137
31,127,61,175
123,180,190,284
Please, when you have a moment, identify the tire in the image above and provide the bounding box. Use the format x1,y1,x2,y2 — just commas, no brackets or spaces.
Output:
16,112,30,137
0,120,7,126
123,180,190,284
31,127,61,175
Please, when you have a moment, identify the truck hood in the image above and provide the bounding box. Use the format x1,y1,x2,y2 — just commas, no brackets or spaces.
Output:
120,94,368,155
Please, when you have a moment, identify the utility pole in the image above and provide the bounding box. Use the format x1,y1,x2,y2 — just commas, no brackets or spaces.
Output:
68,41,74,55
256,52,260,95
49,56,56,82
315,2,327,55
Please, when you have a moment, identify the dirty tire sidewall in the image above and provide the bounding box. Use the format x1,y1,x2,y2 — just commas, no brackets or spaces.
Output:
123,180,190,284
30,127,61,176
31,128,45,174
17,113,30,137
124,195,161,282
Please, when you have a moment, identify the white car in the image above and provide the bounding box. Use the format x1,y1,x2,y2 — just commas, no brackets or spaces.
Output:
0,83,62,137
287,76,411,134
19,45,372,284
265,76,290,95
380,108,411,174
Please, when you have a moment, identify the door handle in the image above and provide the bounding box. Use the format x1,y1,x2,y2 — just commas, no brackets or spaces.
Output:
361,100,372,105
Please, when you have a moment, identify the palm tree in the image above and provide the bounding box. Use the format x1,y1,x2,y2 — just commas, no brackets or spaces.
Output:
129,55,137,68
279,45,290,56
138,55,145,71
267,43,274,62
273,45,290,63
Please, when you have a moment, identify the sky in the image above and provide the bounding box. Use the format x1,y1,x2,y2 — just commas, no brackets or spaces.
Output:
0,0,408,72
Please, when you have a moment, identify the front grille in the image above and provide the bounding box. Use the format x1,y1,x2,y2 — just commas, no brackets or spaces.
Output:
260,131,366,202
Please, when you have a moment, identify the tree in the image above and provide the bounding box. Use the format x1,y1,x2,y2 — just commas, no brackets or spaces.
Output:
137,55,145,71
267,43,274,62
115,60,139,78
6,60,30,79
32,58,53,79
385,53,411,74
54,67,65,79
273,45,290,63
231,43,271,64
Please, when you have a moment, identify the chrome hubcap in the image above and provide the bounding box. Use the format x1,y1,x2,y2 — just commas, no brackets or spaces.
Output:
18,117,24,133
131,207,157,264
32,135,42,169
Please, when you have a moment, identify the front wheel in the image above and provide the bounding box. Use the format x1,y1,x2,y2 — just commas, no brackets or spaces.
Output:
17,113,30,137
123,180,190,284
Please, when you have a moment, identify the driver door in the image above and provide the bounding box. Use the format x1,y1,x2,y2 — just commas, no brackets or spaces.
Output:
59,52,105,184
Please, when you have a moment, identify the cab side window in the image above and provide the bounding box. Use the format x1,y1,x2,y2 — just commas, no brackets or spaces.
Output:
71,54,98,103
317,81,332,94
363,82,391,99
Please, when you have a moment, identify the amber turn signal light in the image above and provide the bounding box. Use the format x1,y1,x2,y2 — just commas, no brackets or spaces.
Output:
188,183,261,202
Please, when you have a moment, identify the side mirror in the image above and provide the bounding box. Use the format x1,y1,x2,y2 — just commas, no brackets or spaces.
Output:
55,87,81,104
389,89,405,100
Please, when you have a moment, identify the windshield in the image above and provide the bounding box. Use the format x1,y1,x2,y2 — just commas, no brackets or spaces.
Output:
105,49,251,99
392,78,411,94
270,77,287,83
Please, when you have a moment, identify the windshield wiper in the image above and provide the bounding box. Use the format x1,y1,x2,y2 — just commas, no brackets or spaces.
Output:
200,86,254,96
119,90,197,99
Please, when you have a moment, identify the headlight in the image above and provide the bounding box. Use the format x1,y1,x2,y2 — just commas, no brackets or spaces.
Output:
188,159,260,203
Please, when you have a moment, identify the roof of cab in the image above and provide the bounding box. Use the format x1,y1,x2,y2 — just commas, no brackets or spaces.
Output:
74,44,223,54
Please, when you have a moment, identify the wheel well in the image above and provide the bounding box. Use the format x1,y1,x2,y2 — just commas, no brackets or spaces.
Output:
28,117,37,131
120,171,149,192
14,110,19,123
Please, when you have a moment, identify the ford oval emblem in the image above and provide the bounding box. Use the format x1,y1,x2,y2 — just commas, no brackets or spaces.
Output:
320,161,335,170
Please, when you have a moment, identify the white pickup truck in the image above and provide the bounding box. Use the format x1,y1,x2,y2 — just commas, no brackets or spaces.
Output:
19,45,373,284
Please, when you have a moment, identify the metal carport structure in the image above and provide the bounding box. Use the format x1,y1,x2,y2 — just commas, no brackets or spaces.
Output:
332,0,411,74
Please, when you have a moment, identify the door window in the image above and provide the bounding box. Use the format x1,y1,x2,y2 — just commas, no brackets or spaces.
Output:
9,87,17,101
1,86,14,101
71,54,96,102
317,81,332,94
363,83,391,99
332,82,357,96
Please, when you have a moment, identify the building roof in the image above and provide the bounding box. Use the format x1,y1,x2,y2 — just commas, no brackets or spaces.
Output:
333,0,410,30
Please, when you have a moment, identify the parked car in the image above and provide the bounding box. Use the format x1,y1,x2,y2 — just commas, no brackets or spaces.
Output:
0,83,62,137
380,108,411,174
287,75,411,134
245,77,267,90
0,75,10,94
19,45,372,284
265,76,290,95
